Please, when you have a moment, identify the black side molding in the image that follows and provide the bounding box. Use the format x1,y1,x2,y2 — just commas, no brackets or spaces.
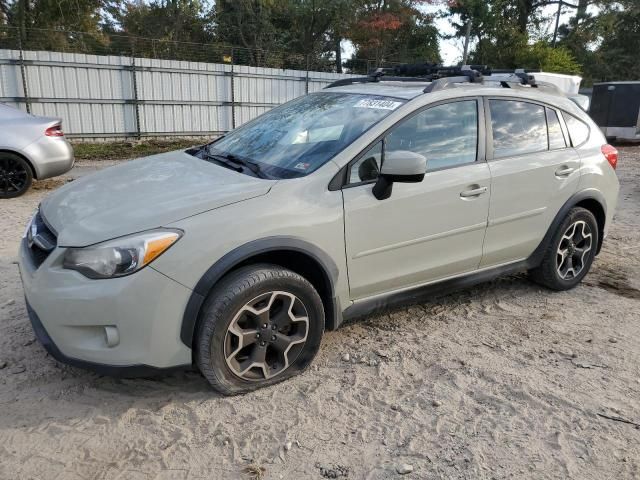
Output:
180,237,340,347
343,259,530,321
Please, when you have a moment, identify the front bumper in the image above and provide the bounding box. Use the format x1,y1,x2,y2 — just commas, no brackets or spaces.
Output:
19,238,194,374
25,300,189,377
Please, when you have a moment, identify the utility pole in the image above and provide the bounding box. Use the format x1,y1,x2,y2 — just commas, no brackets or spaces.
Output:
462,18,472,65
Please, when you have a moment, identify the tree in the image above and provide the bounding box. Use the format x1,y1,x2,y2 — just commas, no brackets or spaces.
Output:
214,0,284,66
5,0,108,51
443,0,583,72
516,41,581,73
587,0,640,82
348,0,441,68
110,0,213,44
103,0,213,59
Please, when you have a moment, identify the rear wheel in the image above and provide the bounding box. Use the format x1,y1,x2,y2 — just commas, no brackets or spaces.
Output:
0,152,32,199
529,207,599,290
195,264,324,395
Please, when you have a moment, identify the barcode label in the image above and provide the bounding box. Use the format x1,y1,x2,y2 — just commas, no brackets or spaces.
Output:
354,99,403,110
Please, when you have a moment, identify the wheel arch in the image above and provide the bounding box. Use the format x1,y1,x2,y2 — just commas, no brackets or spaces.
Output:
528,189,608,267
0,148,38,179
573,197,606,254
180,237,342,349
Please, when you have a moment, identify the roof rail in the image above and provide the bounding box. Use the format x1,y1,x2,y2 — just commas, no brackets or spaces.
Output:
323,63,565,96
324,63,491,89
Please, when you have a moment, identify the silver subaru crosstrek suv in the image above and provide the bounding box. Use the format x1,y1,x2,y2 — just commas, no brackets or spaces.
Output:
19,69,619,394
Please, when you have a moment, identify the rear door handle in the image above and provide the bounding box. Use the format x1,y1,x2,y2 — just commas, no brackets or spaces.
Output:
555,166,575,177
460,186,488,198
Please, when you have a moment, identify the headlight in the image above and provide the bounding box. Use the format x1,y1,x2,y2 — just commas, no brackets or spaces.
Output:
63,229,182,279
23,208,39,239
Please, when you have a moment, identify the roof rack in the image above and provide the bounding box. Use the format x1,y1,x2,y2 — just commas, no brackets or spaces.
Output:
324,63,560,95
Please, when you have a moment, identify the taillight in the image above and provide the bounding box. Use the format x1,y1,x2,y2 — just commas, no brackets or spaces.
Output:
45,124,64,137
601,144,618,170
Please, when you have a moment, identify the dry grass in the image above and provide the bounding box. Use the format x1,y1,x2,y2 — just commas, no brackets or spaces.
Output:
71,139,206,161
243,464,266,480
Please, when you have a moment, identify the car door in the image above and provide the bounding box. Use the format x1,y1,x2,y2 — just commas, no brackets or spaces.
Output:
341,98,491,300
480,98,581,267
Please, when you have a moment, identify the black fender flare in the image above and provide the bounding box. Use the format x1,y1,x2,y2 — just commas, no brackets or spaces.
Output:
180,236,341,348
526,188,608,268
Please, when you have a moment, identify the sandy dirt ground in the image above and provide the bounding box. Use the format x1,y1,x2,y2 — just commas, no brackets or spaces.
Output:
0,149,639,480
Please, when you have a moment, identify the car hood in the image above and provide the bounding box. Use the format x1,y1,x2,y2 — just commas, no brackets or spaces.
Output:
41,151,276,247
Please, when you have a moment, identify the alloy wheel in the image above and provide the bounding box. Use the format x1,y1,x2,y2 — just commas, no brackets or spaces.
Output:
0,156,29,196
223,291,309,381
556,220,593,280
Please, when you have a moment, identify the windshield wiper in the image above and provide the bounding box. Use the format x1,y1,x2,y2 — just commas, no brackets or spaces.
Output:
200,148,268,179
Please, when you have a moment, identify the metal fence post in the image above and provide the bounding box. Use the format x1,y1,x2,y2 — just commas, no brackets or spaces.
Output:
305,54,310,94
130,41,142,139
230,47,236,130
17,34,31,114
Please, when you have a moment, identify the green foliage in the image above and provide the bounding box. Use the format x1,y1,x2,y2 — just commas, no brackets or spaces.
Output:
108,0,214,44
516,42,581,74
446,0,637,82
583,0,640,82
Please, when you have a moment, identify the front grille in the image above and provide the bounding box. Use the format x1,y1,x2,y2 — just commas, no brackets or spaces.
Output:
26,211,57,269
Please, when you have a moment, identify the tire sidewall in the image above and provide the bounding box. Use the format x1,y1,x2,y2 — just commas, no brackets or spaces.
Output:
0,153,33,199
548,208,599,288
196,266,324,394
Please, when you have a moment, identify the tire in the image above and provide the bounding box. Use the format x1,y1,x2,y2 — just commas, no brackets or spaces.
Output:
195,264,325,395
0,152,33,199
529,207,599,291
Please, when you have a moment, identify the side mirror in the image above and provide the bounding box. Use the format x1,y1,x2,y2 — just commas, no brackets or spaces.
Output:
373,150,426,200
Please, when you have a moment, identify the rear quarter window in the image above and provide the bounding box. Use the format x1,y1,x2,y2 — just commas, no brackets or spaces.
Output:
562,113,590,146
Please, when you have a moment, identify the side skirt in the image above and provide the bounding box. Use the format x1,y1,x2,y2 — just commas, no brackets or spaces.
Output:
341,259,533,322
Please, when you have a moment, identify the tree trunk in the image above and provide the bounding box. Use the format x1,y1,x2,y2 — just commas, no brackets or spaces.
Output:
335,36,342,73
517,0,535,34
574,0,589,26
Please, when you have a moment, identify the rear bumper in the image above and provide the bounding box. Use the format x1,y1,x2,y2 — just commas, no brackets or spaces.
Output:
23,136,74,179
25,299,190,377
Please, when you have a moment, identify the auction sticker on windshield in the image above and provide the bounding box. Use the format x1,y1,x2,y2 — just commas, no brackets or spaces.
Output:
354,99,403,110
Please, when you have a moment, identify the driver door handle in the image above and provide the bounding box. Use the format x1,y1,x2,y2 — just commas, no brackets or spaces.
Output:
460,186,488,198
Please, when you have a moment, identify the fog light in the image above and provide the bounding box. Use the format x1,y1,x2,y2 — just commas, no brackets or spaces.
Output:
104,326,120,348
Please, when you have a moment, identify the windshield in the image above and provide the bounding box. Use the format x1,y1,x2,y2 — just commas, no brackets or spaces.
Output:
207,92,405,179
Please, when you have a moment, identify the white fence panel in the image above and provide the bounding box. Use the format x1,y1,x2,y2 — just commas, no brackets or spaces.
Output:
0,49,357,140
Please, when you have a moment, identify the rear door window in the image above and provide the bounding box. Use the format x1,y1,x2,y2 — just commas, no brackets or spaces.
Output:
490,100,548,158
562,112,590,146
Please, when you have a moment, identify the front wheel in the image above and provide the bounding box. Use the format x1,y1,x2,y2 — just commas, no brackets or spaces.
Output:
0,153,32,199
195,264,324,395
529,207,599,290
